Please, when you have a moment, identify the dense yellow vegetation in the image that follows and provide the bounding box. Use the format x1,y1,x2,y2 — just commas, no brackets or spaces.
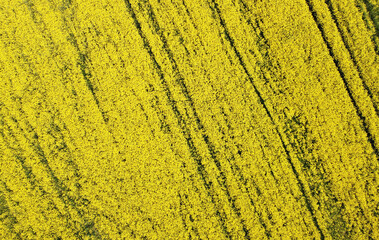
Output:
0,0,378,239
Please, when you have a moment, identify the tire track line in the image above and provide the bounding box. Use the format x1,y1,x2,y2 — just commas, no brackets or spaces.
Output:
1,11,105,233
208,1,326,238
130,89,157,137
304,0,379,160
24,0,116,145
178,193,202,240
167,3,271,234
0,113,77,237
218,106,273,239
1,108,102,239
237,1,369,237
0,117,42,193
0,66,102,238
46,0,118,140
303,1,379,235
66,31,111,126
0,184,22,240
360,0,379,54
180,0,199,31
123,0,231,238
168,12,271,235
137,0,255,238
324,0,379,118
314,2,376,231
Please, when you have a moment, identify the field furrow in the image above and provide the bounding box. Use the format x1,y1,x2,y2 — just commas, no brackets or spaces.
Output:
1,0,379,239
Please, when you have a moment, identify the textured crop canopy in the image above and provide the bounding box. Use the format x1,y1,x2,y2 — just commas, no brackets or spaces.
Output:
0,0,378,239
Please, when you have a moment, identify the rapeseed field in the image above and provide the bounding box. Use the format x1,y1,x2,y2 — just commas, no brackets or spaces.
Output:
0,0,379,239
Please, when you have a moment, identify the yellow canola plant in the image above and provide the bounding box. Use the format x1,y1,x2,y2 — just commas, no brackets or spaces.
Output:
0,0,379,239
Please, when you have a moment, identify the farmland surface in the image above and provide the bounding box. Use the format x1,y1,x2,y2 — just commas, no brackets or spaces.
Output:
1,0,379,239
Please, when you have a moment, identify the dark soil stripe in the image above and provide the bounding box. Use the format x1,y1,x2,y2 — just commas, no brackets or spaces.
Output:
305,0,379,160
141,1,254,237
123,0,231,238
0,96,100,239
276,131,325,239
218,106,272,238
325,0,379,118
67,33,111,126
139,0,258,237
0,113,46,194
22,122,100,239
208,1,326,238
361,0,379,53
178,193,201,240
0,188,22,240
